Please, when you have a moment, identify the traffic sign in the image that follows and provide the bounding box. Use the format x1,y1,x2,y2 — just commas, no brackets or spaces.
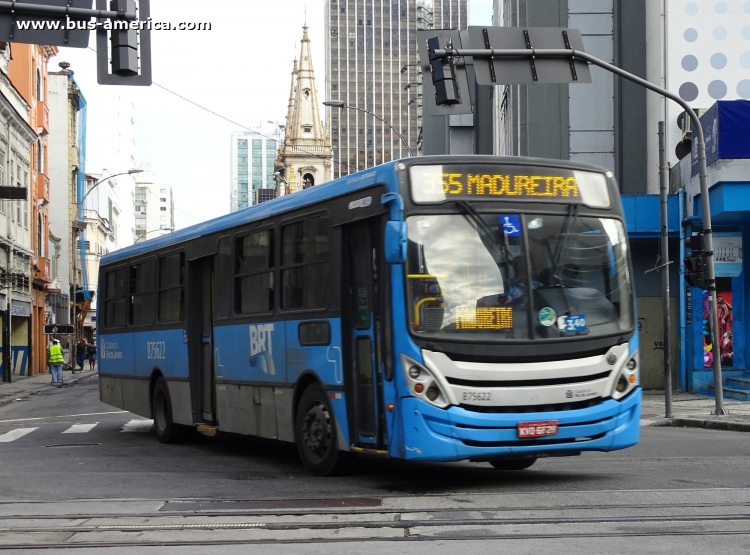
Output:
44,324,75,335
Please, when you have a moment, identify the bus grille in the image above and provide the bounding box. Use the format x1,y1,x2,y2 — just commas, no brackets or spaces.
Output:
459,396,606,413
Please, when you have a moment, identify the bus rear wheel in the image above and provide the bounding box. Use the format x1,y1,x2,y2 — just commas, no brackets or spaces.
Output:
152,377,188,444
295,384,347,476
489,457,537,470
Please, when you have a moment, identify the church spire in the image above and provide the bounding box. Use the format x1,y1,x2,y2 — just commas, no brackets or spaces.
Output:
278,26,332,195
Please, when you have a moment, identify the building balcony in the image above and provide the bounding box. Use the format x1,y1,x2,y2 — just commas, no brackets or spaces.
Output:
36,173,50,204
33,256,51,284
36,101,50,135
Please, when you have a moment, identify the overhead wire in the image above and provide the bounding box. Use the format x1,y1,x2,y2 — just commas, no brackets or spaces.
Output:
86,46,344,169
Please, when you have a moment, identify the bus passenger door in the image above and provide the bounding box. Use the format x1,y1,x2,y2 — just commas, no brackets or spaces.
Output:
187,257,216,424
343,219,384,448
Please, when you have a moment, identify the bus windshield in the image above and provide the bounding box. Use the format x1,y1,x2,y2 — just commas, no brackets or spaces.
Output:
406,211,633,341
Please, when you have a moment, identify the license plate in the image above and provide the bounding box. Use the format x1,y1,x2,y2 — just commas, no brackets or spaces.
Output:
517,421,559,438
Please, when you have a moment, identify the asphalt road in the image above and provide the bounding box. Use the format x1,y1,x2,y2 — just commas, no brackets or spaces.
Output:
2,375,750,553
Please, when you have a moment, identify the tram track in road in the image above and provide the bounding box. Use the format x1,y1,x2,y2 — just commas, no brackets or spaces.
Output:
3,499,750,550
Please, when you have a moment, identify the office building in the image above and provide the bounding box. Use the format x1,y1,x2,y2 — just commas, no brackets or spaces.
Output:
133,172,174,241
325,0,469,177
230,126,281,212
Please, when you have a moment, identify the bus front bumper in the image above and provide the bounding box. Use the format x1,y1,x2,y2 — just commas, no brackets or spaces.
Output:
398,388,641,462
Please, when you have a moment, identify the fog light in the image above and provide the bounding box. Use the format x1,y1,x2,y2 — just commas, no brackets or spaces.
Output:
616,376,628,393
426,386,439,401
409,366,421,379
627,358,637,370
415,383,424,393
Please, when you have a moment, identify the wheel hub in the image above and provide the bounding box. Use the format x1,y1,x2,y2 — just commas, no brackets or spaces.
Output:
302,402,331,459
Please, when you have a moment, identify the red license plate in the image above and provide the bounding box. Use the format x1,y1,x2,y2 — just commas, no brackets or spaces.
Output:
517,421,559,438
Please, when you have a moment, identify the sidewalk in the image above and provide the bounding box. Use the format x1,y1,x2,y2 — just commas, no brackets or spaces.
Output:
642,390,750,432
0,367,98,407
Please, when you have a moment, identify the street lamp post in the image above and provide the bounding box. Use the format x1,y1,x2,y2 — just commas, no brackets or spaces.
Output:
72,169,142,353
323,99,415,160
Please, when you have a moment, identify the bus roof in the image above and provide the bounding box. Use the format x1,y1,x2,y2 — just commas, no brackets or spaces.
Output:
101,155,613,266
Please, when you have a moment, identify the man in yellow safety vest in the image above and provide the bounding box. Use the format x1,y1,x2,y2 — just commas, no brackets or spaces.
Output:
48,339,65,386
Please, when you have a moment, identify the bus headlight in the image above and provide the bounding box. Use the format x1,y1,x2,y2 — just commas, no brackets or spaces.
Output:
612,351,639,400
401,356,449,409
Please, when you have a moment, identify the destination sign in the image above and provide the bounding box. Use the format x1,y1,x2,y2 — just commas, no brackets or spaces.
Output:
455,307,513,330
410,165,611,208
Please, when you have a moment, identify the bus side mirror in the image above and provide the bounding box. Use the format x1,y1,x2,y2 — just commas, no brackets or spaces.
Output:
384,221,407,264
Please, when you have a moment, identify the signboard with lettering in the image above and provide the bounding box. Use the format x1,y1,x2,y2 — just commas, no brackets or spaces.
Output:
409,164,611,208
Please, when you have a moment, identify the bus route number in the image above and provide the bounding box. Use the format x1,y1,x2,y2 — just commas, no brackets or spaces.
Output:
462,391,492,402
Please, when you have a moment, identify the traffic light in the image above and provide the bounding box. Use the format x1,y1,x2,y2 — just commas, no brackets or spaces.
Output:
684,233,709,289
427,36,460,106
110,0,138,76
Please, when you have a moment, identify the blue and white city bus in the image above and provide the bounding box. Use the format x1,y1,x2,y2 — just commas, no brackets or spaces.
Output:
98,156,640,476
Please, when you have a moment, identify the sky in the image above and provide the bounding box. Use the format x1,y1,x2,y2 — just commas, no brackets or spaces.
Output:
58,0,494,230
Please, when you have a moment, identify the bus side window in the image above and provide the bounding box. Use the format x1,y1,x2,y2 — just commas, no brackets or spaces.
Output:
104,266,128,329
158,252,185,323
280,215,329,311
235,230,275,315
130,259,156,326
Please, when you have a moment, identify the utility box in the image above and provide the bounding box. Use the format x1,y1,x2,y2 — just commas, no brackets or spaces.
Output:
691,100,750,176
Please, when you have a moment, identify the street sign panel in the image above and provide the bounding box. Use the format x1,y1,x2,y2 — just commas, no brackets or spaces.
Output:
417,29,473,116
467,27,592,86
0,0,92,47
44,324,75,335
0,187,27,200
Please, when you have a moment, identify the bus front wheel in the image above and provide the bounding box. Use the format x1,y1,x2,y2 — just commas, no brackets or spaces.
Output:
152,377,186,444
489,457,537,470
295,384,347,476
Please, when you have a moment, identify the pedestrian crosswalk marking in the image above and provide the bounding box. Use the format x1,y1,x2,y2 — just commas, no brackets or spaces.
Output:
121,419,153,433
0,427,38,443
62,423,98,434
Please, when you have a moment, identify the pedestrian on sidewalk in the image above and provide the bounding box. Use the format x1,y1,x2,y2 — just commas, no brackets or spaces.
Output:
75,338,87,372
48,339,65,386
87,340,97,371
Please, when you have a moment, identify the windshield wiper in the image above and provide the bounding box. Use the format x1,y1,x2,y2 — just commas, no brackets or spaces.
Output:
457,200,513,264
552,204,580,285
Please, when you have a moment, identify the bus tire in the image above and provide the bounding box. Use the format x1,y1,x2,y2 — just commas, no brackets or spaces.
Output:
152,377,187,444
489,457,537,470
295,383,347,476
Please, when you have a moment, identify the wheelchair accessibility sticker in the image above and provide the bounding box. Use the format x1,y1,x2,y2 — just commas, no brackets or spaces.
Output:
501,215,522,237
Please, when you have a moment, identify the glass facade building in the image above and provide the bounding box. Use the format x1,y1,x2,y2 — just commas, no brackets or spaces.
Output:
230,128,280,212
325,0,469,178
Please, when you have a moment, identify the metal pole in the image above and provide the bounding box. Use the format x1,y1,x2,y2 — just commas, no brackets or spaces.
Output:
659,121,673,418
433,46,726,415
0,1,137,20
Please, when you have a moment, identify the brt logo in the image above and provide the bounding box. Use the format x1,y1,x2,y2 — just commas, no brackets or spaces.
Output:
249,324,275,376
249,324,274,357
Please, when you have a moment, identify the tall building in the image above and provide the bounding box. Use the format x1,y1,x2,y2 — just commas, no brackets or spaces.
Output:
8,42,57,376
277,26,332,196
325,0,469,177
230,125,280,212
0,43,37,378
48,62,87,328
133,172,175,242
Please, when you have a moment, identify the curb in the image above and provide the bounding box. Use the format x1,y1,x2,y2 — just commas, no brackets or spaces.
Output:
654,416,750,433
0,371,98,407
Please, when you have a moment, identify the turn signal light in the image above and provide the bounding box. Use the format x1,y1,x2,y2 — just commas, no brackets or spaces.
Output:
387,404,394,412
629,374,636,384
415,383,424,393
